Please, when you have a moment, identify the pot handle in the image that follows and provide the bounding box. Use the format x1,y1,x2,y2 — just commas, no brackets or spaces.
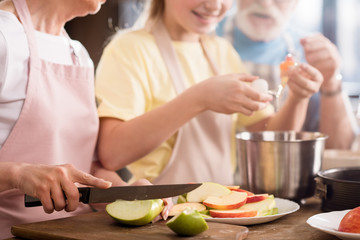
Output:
314,177,327,199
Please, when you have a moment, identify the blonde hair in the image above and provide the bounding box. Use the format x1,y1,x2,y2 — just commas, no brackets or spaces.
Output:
132,0,165,31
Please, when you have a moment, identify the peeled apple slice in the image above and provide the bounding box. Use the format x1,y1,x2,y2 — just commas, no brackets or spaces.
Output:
106,199,164,226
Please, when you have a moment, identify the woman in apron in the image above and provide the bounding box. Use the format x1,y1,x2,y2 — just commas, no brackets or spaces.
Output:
0,0,173,238
95,0,323,186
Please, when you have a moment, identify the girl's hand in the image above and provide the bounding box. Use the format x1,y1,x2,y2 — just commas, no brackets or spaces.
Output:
194,73,272,115
13,163,112,214
287,63,323,100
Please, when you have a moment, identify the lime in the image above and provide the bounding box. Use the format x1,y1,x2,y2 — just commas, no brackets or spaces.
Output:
166,209,209,236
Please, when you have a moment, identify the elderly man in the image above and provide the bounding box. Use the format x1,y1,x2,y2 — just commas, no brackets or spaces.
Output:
218,0,358,149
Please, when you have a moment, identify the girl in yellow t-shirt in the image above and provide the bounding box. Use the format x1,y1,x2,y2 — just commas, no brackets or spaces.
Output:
95,0,323,185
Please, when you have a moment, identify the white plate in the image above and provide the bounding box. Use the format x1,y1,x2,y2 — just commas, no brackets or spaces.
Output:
205,198,299,225
307,210,360,240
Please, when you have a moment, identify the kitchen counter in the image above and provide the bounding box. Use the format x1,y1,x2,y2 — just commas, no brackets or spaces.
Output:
7,198,338,240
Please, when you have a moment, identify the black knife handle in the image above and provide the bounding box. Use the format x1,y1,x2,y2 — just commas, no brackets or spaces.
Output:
24,187,91,207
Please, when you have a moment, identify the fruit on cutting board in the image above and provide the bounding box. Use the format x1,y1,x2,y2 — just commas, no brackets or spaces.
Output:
338,206,360,233
106,199,163,226
166,209,209,236
186,182,230,203
203,191,247,210
169,202,207,216
209,209,257,218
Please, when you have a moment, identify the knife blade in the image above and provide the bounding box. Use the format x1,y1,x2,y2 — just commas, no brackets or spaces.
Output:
24,183,201,207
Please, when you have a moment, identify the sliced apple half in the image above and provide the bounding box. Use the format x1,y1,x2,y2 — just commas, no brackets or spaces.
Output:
169,202,207,216
209,209,257,218
106,199,163,226
231,188,255,196
246,194,269,204
203,191,247,210
186,182,230,203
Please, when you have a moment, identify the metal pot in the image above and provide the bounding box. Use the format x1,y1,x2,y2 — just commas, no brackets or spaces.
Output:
236,131,327,201
316,167,360,211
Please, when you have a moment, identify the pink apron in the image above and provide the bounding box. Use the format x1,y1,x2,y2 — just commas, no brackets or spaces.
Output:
151,21,234,186
0,0,98,238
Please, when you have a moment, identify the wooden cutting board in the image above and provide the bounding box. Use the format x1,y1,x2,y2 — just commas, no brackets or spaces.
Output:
11,211,248,240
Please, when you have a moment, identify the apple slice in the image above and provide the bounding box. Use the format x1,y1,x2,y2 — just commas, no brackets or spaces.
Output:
169,202,207,216
226,185,240,190
209,209,257,218
231,188,255,196
186,182,230,203
106,199,163,226
246,194,269,204
240,195,276,216
203,191,247,210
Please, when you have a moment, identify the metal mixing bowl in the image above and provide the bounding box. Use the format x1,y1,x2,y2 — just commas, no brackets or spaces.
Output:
236,131,327,201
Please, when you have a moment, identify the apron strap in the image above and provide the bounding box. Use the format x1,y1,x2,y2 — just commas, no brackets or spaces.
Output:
62,29,80,66
151,20,219,94
151,20,187,94
12,0,39,62
200,36,219,76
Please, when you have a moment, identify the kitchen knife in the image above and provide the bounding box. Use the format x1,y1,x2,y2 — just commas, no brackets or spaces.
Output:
24,183,201,207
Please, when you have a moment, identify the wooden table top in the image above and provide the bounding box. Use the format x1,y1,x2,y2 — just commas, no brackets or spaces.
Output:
6,198,339,240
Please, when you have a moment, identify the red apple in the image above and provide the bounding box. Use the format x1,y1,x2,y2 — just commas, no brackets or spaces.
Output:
338,206,360,233
203,191,247,210
246,194,269,204
209,209,257,218
231,188,255,196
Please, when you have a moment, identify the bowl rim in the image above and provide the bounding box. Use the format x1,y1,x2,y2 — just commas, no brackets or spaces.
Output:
317,167,360,184
236,131,328,142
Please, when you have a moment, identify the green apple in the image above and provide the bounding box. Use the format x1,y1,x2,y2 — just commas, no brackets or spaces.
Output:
240,195,277,216
186,182,230,203
166,209,208,236
177,194,187,204
106,199,164,226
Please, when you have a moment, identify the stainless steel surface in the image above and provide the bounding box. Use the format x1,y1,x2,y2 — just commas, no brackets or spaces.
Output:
236,131,327,200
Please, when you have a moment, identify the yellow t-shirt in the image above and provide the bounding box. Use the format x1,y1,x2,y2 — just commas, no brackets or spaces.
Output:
95,29,273,183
